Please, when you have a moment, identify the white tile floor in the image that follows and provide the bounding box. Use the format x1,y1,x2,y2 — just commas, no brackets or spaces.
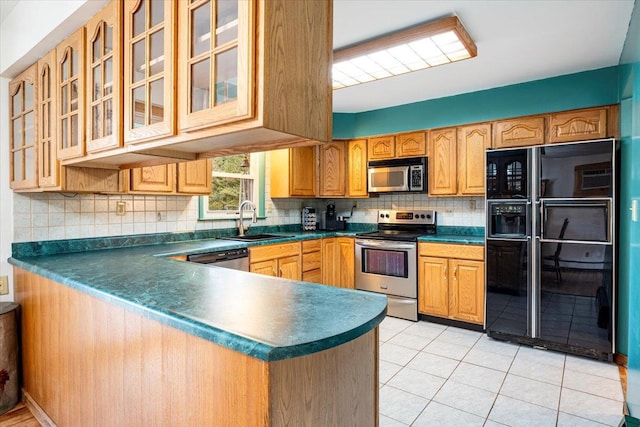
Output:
378,317,625,427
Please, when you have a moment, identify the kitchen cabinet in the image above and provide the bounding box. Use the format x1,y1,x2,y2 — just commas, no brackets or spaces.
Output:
302,239,322,284
249,242,301,280
548,107,608,143
56,28,86,160
37,51,59,188
396,131,427,157
9,63,38,190
176,0,331,150
127,159,211,194
269,147,316,198
428,124,490,196
492,117,545,149
86,0,122,153
367,136,395,160
418,243,485,325
347,139,368,197
319,142,346,197
322,237,355,289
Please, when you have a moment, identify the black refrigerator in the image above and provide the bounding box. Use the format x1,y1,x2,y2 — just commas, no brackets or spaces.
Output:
485,138,616,361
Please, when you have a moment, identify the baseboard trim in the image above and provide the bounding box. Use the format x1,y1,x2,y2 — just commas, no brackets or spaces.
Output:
615,353,628,367
23,390,57,427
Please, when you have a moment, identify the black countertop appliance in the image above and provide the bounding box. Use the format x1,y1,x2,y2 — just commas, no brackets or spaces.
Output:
320,203,346,231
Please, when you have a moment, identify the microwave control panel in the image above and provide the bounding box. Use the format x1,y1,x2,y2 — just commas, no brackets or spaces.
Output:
409,165,424,191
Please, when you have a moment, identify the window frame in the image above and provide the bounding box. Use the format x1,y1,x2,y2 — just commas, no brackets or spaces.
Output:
198,151,265,220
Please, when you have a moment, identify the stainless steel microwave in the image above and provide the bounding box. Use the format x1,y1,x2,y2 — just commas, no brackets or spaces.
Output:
367,157,427,193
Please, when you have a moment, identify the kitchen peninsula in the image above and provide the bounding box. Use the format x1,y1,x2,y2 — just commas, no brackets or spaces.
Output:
9,233,386,426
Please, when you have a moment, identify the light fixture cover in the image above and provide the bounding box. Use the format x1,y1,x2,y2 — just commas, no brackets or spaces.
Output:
332,16,477,89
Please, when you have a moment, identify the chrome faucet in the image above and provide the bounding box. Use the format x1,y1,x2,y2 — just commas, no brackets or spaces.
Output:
238,200,257,236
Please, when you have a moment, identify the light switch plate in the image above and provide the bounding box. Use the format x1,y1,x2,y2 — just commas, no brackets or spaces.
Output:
0,275,9,295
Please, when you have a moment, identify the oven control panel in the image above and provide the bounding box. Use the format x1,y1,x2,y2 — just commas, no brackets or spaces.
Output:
378,210,436,225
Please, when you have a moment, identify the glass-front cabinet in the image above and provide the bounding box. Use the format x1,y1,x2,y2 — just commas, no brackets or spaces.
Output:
9,64,38,190
124,0,175,144
178,0,253,131
56,28,86,160
37,50,59,188
86,0,122,153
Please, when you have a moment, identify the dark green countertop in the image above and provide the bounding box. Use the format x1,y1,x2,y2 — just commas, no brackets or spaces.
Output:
9,229,386,362
8,225,485,362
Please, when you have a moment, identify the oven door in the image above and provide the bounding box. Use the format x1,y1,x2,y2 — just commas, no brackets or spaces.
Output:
355,239,417,298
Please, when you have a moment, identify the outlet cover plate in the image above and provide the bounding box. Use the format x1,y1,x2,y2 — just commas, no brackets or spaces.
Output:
0,275,8,295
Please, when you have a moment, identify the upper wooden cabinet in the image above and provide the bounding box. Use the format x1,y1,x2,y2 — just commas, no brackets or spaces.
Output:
429,124,490,196
127,159,211,194
123,0,176,144
269,147,316,198
428,127,457,195
130,163,175,193
319,142,346,197
548,107,608,143
177,159,212,194
9,64,38,190
347,139,368,197
86,1,122,153
457,123,491,195
368,136,395,160
492,117,545,149
37,51,59,188
56,28,86,160
397,131,427,158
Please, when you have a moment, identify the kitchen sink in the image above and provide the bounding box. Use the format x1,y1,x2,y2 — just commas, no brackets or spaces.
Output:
220,234,293,242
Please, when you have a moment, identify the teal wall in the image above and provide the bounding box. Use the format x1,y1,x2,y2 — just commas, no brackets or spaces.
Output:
619,0,640,419
332,67,619,139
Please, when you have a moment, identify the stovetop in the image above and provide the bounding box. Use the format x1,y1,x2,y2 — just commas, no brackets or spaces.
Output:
356,210,437,242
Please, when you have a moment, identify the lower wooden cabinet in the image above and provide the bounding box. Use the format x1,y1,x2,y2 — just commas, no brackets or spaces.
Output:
249,242,302,280
418,243,485,325
322,237,355,289
302,239,323,284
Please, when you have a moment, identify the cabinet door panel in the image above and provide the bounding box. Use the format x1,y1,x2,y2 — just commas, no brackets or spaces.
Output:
178,0,254,131
250,259,277,277
124,0,176,143
177,159,212,194
449,259,484,324
56,28,86,160
9,64,39,190
548,108,607,143
322,238,338,286
37,51,59,188
493,117,544,148
418,257,449,317
289,147,316,196
303,269,322,284
86,1,122,153
319,142,346,197
337,238,355,289
347,139,368,197
368,136,395,160
130,164,176,192
278,255,301,281
428,128,457,195
396,132,426,157
457,123,491,195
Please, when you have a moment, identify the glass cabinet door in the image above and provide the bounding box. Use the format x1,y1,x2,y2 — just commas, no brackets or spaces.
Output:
37,50,59,188
56,28,86,160
9,63,38,190
178,0,253,132
124,0,176,143
86,0,122,152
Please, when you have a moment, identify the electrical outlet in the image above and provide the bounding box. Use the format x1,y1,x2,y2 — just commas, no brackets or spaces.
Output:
353,202,358,209
469,199,477,211
116,201,126,216
0,275,9,295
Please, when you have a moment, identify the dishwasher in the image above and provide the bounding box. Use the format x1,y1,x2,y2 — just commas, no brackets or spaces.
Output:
186,248,249,271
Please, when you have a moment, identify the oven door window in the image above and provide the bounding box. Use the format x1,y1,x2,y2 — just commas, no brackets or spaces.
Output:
362,248,408,278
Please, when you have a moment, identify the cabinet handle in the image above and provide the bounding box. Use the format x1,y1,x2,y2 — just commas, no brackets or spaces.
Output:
453,266,457,280
279,267,283,277
272,268,277,276
444,265,448,281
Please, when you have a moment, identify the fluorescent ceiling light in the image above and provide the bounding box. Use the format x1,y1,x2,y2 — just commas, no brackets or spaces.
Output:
332,16,477,89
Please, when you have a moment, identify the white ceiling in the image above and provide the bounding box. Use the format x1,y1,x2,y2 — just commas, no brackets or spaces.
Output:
333,0,636,113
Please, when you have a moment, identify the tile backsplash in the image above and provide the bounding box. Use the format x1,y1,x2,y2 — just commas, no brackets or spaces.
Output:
12,156,484,242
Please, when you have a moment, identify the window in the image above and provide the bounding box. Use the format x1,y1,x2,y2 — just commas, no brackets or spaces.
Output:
199,152,265,220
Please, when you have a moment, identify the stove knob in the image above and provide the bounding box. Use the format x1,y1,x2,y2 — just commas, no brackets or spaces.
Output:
380,213,384,218
421,214,426,219
385,213,390,218
426,214,432,219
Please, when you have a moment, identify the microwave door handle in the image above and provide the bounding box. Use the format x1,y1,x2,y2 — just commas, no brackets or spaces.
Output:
356,241,415,250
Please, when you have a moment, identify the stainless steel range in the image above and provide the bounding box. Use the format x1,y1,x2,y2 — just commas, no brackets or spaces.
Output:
355,210,436,321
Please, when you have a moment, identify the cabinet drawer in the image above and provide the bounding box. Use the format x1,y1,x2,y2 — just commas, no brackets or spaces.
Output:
302,251,322,272
249,242,301,263
303,269,323,284
419,243,484,261
302,239,321,253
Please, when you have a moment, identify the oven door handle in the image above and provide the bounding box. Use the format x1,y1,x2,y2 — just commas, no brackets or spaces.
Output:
355,240,415,250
